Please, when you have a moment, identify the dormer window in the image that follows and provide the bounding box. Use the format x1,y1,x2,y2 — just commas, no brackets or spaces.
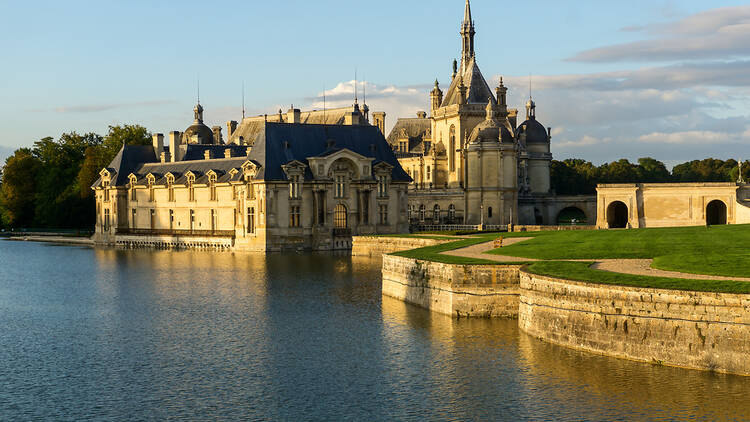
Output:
167,175,175,202
129,175,137,201
187,174,196,202
102,180,110,202
209,173,217,201
378,175,389,198
147,176,155,202
289,174,302,199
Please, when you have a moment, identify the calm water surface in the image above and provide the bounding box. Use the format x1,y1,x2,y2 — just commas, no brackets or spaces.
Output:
1,240,749,421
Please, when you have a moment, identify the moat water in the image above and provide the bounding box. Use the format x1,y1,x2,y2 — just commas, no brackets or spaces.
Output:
1,241,749,421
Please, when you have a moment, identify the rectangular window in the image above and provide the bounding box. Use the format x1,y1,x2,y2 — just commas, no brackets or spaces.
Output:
335,175,346,198
189,185,195,202
247,207,255,234
149,183,154,202
150,209,155,230
289,175,301,199
289,205,301,228
190,210,195,231
211,209,216,231
232,185,237,200
103,181,110,202
210,184,217,201
362,193,369,224
379,204,388,225
378,175,388,198
247,184,255,200
168,186,174,202
104,208,110,231
131,209,136,228
169,209,174,230
130,188,136,201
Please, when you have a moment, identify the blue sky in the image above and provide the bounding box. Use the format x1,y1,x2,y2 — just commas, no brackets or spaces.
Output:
1,0,749,167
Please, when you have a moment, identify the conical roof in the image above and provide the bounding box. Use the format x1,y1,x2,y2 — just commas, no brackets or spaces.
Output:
441,57,496,107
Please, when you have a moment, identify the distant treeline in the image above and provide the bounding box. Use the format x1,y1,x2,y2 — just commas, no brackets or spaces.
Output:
551,157,748,195
0,128,746,229
0,125,151,229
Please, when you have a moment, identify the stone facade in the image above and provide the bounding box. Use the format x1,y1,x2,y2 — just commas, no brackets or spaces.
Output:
381,254,521,318
519,271,750,375
387,0,595,227
596,182,750,228
92,119,411,251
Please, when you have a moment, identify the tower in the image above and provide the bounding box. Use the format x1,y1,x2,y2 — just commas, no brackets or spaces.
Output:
430,79,443,113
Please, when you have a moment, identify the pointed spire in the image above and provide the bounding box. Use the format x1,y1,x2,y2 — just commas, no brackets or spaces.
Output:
463,0,472,24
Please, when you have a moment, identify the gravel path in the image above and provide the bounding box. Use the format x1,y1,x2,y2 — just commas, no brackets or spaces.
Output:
442,236,750,281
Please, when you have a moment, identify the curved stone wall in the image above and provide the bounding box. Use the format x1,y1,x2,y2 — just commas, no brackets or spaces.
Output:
519,271,750,375
382,254,520,317
352,236,449,256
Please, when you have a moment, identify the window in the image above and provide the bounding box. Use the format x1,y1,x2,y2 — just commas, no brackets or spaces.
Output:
418,205,426,222
103,181,110,202
211,209,217,231
131,209,136,227
169,209,174,230
247,207,255,234
399,141,407,152
426,166,431,181
423,141,431,153
148,180,154,202
449,125,456,172
104,208,110,231
334,204,347,228
190,209,195,231
449,204,456,222
232,185,237,200
150,209,155,230
167,176,175,202
289,174,301,199
378,175,388,198
335,175,346,198
187,175,195,202
379,204,388,225
209,174,217,201
433,204,440,223
488,207,493,218
289,205,301,227
362,193,369,224
246,183,255,199
130,186,136,201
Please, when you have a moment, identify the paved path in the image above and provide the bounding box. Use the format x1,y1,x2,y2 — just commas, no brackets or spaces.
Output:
442,236,750,281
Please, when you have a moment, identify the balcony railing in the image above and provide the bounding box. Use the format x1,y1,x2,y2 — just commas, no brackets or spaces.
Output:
116,228,235,238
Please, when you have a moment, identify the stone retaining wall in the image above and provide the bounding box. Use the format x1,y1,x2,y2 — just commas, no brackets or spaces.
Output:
381,254,520,317
352,236,449,256
115,234,234,250
518,271,750,375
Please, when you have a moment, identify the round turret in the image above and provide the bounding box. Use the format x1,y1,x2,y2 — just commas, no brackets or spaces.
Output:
468,101,513,144
184,103,215,144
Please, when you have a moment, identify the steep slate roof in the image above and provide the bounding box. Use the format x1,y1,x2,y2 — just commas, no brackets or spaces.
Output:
134,158,248,185
385,118,431,153
182,144,250,160
248,122,410,182
229,106,364,145
441,57,496,107
94,145,158,187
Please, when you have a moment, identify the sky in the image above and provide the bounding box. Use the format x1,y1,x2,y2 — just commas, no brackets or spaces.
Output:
1,0,749,168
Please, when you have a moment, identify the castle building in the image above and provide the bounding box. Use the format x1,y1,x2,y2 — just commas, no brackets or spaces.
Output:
387,0,595,227
92,103,410,251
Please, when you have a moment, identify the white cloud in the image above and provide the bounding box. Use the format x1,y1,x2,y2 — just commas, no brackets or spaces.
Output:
29,100,175,113
637,130,735,144
556,135,610,148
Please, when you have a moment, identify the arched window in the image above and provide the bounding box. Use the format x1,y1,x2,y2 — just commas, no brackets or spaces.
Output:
433,204,440,223
167,175,175,202
187,174,196,202
448,204,456,222
419,204,426,222
488,207,493,218
334,204,347,228
147,176,154,202
449,125,456,172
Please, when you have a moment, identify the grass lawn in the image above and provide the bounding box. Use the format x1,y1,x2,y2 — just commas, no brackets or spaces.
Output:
390,233,531,265
524,261,750,294
488,224,750,278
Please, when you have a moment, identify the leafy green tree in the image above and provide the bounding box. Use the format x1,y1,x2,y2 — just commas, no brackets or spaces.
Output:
0,148,41,227
636,157,671,182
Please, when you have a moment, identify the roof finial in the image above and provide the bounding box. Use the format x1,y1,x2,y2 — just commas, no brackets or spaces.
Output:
354,68,358,105
464,0,472,24
241,81,245,119
197,74,200,105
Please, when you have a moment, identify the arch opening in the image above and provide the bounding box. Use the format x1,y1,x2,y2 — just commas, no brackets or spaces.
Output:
557,207,587,226
606,201,628,229
706,200,727,225
334,204,348,228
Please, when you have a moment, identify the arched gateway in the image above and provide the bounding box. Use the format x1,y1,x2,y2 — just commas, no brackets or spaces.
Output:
706,200,727,225
606,201,628,228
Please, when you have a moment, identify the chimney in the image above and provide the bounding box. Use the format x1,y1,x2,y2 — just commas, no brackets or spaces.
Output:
152,133,164,159
287,107,301,124
169,131,181,162
416,111,427,119
225,148,232,158
373,112,386,135
212,126,223,145
204,149,213,160
226,120,238,141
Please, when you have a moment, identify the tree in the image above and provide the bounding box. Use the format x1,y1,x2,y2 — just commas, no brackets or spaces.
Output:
636,157,671,183
0,148,41,227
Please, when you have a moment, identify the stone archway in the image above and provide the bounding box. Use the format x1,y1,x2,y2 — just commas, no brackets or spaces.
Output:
557,206,587,225
606,201,628,229
706,200,727,225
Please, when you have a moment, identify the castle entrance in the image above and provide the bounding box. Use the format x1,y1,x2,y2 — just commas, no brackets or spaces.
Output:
706,200,727,225
606,201,628,228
